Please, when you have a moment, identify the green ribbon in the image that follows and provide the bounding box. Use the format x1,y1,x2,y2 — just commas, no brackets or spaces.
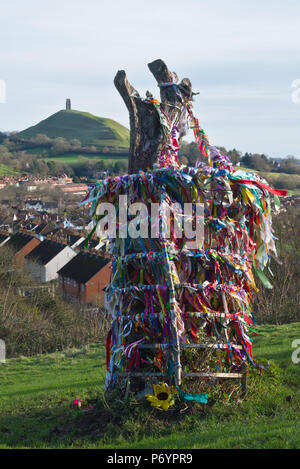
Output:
253,264,273,289
176,386,208,404
274,195,280,211
84,220,99,248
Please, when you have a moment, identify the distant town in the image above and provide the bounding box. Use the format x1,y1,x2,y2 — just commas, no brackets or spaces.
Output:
0,172,112,306
0,100,299,309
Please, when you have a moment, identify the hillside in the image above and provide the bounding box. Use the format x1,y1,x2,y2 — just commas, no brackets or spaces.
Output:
0,163,19,177
0,323,299,449
16,110,130,149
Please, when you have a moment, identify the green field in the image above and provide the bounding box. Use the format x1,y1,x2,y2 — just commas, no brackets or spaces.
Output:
25,146,50,155
0,164,19,177
0,323,299,449
39,153,128,167
17,110,130,149
286,189,300,195
235,166,300,193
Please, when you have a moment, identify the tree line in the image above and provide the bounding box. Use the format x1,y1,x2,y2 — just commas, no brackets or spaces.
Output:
179,141,300,174
0,132,299,183
0,133,128,180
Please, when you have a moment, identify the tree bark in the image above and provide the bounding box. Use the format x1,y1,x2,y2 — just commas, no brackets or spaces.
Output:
114,59,193,173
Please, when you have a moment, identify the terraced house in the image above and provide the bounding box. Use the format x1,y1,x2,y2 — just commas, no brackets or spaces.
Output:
5,232,41,265
57,252,111,304
25,239,76,282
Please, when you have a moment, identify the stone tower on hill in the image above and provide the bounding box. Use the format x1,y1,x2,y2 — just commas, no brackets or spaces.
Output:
66,98,71,110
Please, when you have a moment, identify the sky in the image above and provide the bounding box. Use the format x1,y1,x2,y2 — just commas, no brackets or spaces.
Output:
1,0,300,158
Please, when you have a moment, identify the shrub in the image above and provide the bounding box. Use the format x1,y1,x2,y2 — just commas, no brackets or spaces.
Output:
0,292,110,357
273,174,300,190
0,247,109,357
253,208,300,324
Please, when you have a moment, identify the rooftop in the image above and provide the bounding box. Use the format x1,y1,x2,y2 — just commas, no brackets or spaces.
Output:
25,239,67,265
6,232,34,251
43,202,58,208
25,200,42,205
58,251,110,283
0,233,9,243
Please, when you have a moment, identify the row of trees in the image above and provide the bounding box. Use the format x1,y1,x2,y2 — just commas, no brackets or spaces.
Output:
9,133,127,156
0,137,128,179
0,144,73,176
1,132,299,181
0,131,7,144
179,141,300,174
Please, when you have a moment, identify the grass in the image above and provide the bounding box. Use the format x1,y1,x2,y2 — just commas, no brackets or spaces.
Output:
0,323,299,449
0,164,19,177
17,109,130,148
39,153,128,166
286,189,300,195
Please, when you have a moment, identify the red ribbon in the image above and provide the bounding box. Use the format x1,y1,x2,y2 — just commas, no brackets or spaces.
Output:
230,179,288,197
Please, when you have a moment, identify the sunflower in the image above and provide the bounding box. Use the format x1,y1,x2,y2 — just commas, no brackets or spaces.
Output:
145,383,178,411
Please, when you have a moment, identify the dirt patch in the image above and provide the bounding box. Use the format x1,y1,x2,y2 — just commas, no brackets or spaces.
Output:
48,398,207,442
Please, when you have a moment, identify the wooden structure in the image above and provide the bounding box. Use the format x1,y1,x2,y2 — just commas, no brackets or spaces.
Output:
83,59,284,402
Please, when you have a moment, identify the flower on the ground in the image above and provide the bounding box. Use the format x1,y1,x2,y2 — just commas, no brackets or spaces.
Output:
145,383,178,411
73,398,82,408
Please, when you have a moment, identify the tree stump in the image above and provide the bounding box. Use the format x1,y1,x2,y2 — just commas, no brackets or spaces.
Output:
81,59,287,405
114,59,192,173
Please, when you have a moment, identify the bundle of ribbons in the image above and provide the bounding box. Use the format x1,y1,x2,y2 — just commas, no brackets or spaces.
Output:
81,90,287,401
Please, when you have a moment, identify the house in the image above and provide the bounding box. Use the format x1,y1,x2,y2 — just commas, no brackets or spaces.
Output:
66,233,85,249
5,232,41,265
44,229,85,250
25,240,76,282
21,219,45,232
0,200,10,207
25,200,43,211
55,175,73,185
0,215,14,232
25,200,58,214
92,170,110,180
0,232,10,247
58,252,111,304
37,223,59,239
43,202,58,215
19,180,39,191
63,217,85,230
57,183,88,195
